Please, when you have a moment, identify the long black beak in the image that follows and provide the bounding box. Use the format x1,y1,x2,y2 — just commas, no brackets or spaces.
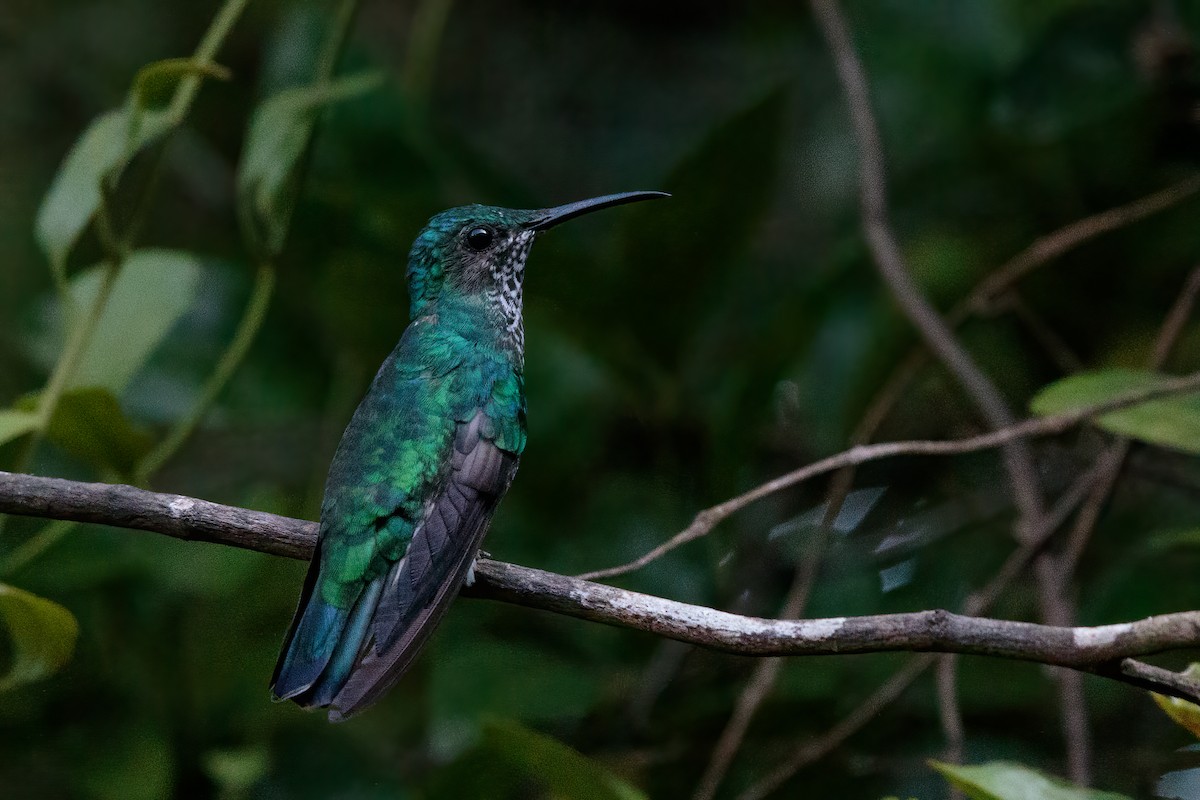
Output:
523,191,669,232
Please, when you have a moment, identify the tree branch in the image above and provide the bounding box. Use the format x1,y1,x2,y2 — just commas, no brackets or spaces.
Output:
2,470,1200,703
578,370,1200,581
734,419,1137,800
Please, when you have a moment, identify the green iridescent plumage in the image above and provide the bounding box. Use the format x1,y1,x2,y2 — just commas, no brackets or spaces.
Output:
271,192,665,720
318,316,527,604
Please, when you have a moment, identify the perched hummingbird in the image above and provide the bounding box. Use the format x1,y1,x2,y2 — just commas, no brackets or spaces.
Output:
271,191,667,721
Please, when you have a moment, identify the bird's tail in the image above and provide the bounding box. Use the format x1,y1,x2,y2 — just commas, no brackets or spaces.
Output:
270,558,381,709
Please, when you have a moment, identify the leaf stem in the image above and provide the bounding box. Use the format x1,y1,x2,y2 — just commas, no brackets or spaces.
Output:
134,0,361,483
18,260,122,459
30,0,251,447
317,0,362,84
135,263,276,483
2,520,75,577
169,0,252,121
1,0,250,544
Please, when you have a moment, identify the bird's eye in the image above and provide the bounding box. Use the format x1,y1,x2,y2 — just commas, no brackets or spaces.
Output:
465,226,495,251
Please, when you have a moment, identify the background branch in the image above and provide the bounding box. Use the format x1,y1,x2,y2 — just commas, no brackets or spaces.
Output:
580,370,1200,581
735,454,1111,800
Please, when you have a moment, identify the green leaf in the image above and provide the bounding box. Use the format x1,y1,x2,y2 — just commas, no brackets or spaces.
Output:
17,388,153,478
237,71,384,257
35,109,170,282
129,57,231,111
1144,528,1200,552
0,410,40,448
0,583,79,692
930,761,1132,800
1029,368,1200,455
1152,663,1200,738
36,56,228,283
481,719,647,800
39,249,205,394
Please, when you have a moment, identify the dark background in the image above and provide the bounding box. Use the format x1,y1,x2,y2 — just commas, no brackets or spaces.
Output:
3,1,1200,797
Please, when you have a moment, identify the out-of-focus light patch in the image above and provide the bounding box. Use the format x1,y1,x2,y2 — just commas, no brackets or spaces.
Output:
768,487,887,542
879,559,916,593
1157,767,1200,799
875,517,926,555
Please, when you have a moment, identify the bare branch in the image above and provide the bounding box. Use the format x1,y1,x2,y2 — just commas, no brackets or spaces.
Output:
838,177,1200,486
1151,265,1200,368
692,473,848,800
735,445,1121,800
808,0,1045,541
578,370,1200,581
692,656,787,800
737,655,937,800
970,178,1200,313
1060,264,1200,583
0,471,314,561
2,471,1200,700
691,530,828,800
936,654,966,800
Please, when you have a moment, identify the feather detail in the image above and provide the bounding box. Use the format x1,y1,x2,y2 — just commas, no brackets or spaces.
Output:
327,412,517,720
270,558,354,700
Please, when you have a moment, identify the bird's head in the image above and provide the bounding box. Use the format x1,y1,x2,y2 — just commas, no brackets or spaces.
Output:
405,191,667,322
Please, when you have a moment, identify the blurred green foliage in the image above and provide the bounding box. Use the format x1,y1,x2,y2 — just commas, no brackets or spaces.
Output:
929,761,1133,800
2,1,1200,798
1032,369,1200,454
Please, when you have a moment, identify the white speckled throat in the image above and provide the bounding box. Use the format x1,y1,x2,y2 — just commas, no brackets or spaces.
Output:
484,230,534,358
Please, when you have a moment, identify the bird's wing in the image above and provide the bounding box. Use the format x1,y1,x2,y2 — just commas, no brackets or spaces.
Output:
271,323,525,719
326,409,518,719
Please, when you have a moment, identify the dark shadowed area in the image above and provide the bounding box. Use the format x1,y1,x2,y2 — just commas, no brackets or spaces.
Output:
3,1,1200,798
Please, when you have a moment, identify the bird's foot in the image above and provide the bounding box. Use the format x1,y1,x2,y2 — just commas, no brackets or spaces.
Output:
464,551,490,587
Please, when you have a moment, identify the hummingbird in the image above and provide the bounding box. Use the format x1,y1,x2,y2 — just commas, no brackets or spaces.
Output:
271,191,667,721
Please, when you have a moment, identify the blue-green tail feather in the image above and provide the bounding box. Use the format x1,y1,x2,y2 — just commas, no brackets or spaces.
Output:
305,578,383,708
271,559,354,702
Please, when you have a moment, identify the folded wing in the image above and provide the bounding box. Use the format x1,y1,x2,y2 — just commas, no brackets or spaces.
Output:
328,411,517,719
270,409,517,720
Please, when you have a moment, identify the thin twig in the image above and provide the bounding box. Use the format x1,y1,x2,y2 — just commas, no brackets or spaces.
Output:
852,172,1200,469
579,370,1200,582
809,0,1045,532
735,462,1111,800
691,470,850,800
136,264,276,482
692,656,788,800
1151,265,1200,369
998,291,1085,373
805,10,1082,773
738,654,934,800
691,532,828,800
1060,263,1200,583
969,177,1200,313
740,260,1200,795
936,654,966,800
